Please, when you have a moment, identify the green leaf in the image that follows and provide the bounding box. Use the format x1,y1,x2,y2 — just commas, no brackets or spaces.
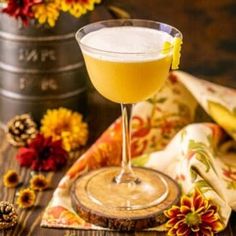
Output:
147,98,156,104
195,180,211,193
188,139,206,151
207,134,212,145
188,140,218,174
132,154,150,167
196,153,211,173
190,168,198,182
156,97,167,103
181,129,187,142
226,180,236,190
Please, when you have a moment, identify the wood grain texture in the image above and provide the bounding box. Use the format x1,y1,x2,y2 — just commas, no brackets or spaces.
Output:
0,0,235,235
0,93,234,236
71,167,180,231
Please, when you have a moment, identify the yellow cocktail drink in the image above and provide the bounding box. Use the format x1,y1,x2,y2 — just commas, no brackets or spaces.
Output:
83,54,172,103
80,26,174,103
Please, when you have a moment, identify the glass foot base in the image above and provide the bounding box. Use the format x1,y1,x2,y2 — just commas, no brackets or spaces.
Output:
86,167,169,210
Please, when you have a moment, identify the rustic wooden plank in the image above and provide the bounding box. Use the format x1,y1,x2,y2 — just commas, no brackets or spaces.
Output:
0,92,234,236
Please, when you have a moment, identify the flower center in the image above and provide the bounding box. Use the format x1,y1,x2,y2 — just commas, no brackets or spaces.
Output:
186,212,201,226
35,179,45,187
8,174,18,183
40,146,51,159
22,194,30,203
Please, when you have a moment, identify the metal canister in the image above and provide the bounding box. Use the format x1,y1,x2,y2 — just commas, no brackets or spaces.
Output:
0,12,88,123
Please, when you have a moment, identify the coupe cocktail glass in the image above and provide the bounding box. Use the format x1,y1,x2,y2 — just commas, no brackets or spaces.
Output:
76,19,182,210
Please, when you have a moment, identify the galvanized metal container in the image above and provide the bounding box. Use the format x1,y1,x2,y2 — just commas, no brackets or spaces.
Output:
0,12,88,123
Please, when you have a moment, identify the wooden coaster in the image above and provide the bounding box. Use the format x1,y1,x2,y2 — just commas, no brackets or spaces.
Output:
71,167,180,231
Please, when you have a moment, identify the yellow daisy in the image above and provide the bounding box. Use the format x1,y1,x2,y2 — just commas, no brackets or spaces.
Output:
60,0,101,18
16,188,36,209
3,170,19,188
30,174,49,191
33,0,60,27
41,107,88,152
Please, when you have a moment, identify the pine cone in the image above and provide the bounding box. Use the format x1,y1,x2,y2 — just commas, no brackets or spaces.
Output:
7,114,38,147
0,201,17,229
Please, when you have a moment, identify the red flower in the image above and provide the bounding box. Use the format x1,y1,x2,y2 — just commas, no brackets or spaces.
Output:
164,189,224,236
2,0,42,26
16,134,67,171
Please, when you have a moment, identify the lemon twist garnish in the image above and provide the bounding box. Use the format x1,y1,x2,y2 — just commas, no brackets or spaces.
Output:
172,37,183,70
162,41,172,54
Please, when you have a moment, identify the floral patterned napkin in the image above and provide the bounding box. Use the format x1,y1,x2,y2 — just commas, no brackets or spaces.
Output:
41,71,236,232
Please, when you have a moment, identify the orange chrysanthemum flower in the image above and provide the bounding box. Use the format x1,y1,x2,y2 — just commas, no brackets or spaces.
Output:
3,170,19,188
30,174,49,191
16,188,36,209
164,189,224,236
41,108,88,152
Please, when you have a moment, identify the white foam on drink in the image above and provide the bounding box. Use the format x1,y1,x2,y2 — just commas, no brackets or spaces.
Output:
80,26,174,62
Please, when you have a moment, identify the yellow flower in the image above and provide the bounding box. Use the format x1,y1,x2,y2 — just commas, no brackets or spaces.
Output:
30,174,49,191
60,0,101,18
16,188,36,209
3,170,19,188
33,0,60,27
41,107,88,152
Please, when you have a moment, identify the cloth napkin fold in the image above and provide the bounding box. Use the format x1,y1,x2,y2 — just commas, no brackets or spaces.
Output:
41,71,236,231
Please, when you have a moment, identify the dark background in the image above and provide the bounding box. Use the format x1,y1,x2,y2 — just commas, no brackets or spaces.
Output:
100,0,236,87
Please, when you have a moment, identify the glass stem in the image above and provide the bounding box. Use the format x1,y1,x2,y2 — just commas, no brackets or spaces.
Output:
114,103,138,184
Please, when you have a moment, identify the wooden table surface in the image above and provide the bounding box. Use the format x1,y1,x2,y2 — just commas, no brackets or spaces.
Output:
0,92,235,236
0,0,235,235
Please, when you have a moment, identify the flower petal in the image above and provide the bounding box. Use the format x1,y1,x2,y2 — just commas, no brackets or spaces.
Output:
196,206,207,215
166,217,180,228
211,220,224,232
176,223,191,235
16,148,37,167
173,219,185,229
191,225,200,232
199,225,214,236
181,195,192,208
180,205,191,214
167,226,177,236
201,212,219,223
207,203,218,212
165,206,180,218
193,192,205,211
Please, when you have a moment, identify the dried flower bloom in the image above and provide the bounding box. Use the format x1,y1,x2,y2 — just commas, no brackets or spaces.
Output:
16,188,36,209
41,108,88,152
3,170,19,188
164,189,224,236
30,174,49,191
